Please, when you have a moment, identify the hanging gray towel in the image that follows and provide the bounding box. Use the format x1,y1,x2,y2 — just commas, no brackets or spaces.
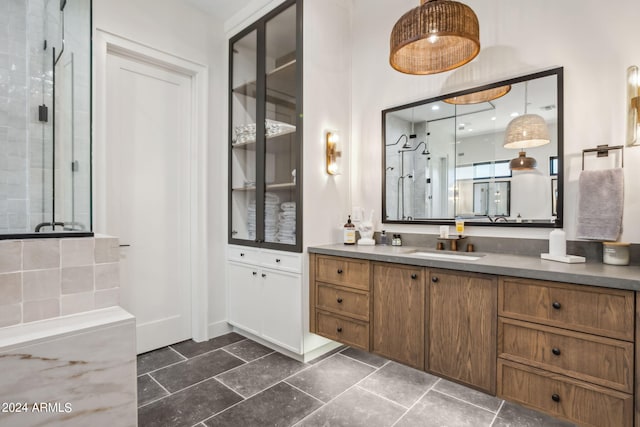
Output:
576,168,624,241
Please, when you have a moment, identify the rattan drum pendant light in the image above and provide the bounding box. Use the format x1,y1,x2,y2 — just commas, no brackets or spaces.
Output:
390,0,480,75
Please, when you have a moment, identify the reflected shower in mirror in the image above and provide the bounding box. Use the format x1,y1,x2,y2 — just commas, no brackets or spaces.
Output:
382,68,563,227
0,0,92,236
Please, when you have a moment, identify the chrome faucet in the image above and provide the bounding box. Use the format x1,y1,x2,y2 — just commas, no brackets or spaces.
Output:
488,215,509,223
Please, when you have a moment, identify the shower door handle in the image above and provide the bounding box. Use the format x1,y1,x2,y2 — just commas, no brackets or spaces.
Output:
119,244,131,247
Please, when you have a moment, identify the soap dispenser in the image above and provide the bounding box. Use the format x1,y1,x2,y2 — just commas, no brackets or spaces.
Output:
343,215,356,245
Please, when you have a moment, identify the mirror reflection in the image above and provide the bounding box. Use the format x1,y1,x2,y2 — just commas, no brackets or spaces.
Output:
0,0,92,235
383,68,562,226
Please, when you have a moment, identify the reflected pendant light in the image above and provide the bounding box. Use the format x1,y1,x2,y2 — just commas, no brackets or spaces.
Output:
443,84,511,105
504,82,551,149
509,151,538,170
390,0,480,75
504,81,550,170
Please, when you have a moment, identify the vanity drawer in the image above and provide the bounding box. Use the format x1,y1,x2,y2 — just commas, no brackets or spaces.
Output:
498,318,633,393
498,360,633,427
316,256,370,291
228,246,261,264
260,251,301,273
499,277,634,341
316,283,369,321
316,311,369,351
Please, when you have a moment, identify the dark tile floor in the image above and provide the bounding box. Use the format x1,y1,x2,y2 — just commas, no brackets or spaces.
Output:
137,333,575,427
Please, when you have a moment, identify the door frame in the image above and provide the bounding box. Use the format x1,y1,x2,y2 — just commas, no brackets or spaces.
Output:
93,29,209,343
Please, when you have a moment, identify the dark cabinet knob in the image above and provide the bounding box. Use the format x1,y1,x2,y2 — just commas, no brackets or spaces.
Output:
252,271,257,276
551,394,560,403
337,298,343,304
337,327,343,333
432,277,439,283
552,348,561,356
276,259,281,263
552,301,562,310
240,253,245,257
411,274,418,279
337,269,343,274
262,273,267,278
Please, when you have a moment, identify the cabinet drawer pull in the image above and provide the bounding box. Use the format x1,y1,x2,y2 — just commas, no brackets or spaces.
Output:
551,394,560,403
276,258,281,263
431,277,439,283
252,271,257,276
262,273,267,278
337,327,343,333
411,273,418,280
337,298,343,304
552,301,562,310
552,348,561,356
337,269,343,274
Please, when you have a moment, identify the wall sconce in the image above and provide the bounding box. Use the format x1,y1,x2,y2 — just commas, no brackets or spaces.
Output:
628,66,639,146
326,131,341,175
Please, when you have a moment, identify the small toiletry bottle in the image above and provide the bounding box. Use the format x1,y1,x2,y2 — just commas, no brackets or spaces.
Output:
396,234,402,246
391,234,398,246
380,230,387,245
343,215,356,245
516,213,522,223
455,217,464,235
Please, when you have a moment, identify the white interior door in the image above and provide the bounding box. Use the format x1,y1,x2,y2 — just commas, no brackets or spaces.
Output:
105,52,192,354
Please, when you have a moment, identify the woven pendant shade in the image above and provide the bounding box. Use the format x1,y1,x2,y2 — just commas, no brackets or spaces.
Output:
390,0,480,75
503,114,550,149
509,151,537,170
444,85,511,105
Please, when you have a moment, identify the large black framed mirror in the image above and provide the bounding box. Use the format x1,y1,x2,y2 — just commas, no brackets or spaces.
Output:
382,67,563,227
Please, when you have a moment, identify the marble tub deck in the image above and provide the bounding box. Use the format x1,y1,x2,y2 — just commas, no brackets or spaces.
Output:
137,333,574,427
0,307,137,427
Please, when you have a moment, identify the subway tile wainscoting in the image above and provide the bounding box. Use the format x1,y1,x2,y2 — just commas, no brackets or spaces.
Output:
137,333,574,427
0,236,120,327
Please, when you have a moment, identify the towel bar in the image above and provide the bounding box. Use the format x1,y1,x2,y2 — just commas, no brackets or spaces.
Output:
581,144,624,170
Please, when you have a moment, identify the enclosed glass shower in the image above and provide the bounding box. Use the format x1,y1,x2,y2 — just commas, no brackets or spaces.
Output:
0,0,91,235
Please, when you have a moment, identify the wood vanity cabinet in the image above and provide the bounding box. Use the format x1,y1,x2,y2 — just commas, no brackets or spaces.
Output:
372,263,425,369
310,254,371,351
428,269,497,394
498,277,635,427
309,253,640,426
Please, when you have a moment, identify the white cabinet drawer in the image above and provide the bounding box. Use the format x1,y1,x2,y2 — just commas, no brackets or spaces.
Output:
228,246,260,264
260,250,302,273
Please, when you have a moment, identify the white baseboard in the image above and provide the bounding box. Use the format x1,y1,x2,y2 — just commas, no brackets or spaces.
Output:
207,320,233,339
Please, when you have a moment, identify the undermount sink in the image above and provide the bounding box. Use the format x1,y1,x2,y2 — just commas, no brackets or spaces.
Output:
408,251,484,261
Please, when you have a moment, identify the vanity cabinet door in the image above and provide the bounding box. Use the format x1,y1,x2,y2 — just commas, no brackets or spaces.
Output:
262,269,302,353
429,269,497,394
227,262,262,337
372,263,425,369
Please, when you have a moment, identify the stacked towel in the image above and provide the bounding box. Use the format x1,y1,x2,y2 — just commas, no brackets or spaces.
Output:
264,193,280,242
247,192,280,242
277,201,296,244
576,168,624,241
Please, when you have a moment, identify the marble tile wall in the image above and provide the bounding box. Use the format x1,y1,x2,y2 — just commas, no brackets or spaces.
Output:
0,236,120,327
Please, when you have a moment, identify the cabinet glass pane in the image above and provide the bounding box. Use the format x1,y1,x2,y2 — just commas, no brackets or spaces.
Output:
264,4,297,245
231,30,258,241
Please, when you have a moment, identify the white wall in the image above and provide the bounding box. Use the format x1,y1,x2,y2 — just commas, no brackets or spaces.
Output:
93,0,230,336
351,0,640,242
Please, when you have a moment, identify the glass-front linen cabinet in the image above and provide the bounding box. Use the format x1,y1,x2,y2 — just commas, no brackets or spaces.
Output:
229,0,301,253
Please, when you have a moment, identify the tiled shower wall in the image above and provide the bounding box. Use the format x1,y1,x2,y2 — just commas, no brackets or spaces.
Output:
0,236,120,327
1,0,91,234
0,0,30,233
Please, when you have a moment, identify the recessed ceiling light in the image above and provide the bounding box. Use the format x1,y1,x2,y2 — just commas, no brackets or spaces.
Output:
468,129,473,132
510,112,519,117
432,105,440,111
491,116,497,121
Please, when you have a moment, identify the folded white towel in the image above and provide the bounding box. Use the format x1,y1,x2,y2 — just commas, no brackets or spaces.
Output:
576,168,624,241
